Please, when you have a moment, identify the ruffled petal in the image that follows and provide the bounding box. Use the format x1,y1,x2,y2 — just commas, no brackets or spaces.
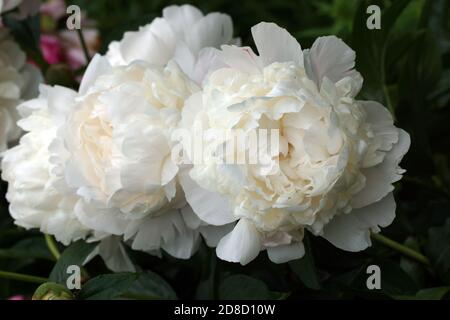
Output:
75,200,127,235
97,236,136,272
304,36,361,88
120,18,176,66
218,45,262,74
125,210,199,259
179,169,236,225
185,12,233,55
79,54,112,95
322,193,396,252
267,242,305,263
199,223,235,247
352,129,410,208
162,5,203,39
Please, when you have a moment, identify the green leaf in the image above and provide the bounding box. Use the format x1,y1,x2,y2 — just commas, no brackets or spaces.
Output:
429,70,450,109
289,235,321,290
78,273,139,300
0,237,53,261
400,237,426,288
49,241,97,284
380,261,419,296
124,271,177,300
420,0,450,54
416,287,450,300
218,275,286,300
399,30,442,105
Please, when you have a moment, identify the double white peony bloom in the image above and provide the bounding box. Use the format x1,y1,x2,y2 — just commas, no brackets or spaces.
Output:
179,23,410,264
2,5,238,270
1,5,410,269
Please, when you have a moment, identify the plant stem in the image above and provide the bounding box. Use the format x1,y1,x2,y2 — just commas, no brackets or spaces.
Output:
371,233,431,266
76,28,90,64
0,270,48,284
45,234,61,260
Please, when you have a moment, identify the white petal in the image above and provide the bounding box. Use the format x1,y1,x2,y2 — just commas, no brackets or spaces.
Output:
120,18,175,66
162,226,200,259
352,129,410,208
304,36,360,87
180,92,203,128
162,5,203,39
191,47,224,84
181,205,202,229
75,200,127,235
161,158,178,185
98,236,136,272
106,41,126,66
216,219,261,265
125,215,170,251
185,12,233,55
218,45,262,74
16,85,49,117
173,42,196,81
47,85,77,122
322,193,396,252
126,210,200,259
360,101,399,167
251,22,303,67
79,54,112,95
199,223,235,247
179,168,236,225
267,242,305,263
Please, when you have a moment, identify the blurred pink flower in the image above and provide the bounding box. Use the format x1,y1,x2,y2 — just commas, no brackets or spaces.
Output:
8,295,26,300
39,0,100,71
40,34,63,64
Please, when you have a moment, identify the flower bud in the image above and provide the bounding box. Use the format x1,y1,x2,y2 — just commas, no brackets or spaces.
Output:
32,282,74,300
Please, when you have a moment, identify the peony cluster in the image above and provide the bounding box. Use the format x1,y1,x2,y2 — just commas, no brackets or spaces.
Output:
0,28,41,152
1,5,410,269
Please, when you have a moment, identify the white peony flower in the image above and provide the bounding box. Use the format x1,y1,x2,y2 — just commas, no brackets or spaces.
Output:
0,28,41,152
1,84,136,272
1,85,90,245
1,3,240,266
57,55,220,259
106,4,239,84
179,22,410,265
